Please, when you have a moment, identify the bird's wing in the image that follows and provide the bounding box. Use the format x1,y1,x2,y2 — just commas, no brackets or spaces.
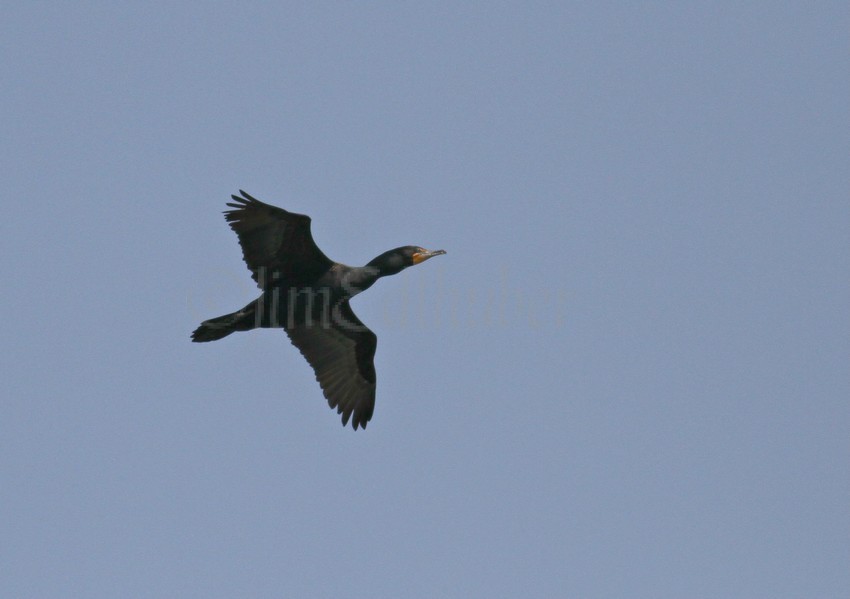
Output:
285,300,377,430
224,190,334,288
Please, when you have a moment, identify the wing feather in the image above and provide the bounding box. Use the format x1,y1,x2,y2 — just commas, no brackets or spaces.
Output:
224,190,334,288
285,301,377,429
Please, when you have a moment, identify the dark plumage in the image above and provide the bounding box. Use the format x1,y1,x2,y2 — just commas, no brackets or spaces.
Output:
192,190,446,429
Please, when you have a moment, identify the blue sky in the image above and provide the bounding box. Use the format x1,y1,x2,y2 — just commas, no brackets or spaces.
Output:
2,3,848,597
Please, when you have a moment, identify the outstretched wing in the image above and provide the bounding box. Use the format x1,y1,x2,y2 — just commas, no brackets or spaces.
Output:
224,190,334,288
285,301,377,430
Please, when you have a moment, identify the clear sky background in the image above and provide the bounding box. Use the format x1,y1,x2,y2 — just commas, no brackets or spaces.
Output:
2,3,848,598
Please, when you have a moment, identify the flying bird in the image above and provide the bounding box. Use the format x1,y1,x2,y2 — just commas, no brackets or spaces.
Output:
191,190,446,429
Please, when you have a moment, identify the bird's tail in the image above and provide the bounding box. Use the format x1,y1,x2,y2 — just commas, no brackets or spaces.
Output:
191,306,256,342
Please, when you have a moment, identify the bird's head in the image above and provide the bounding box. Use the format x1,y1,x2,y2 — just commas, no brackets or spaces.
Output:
368,246,446,276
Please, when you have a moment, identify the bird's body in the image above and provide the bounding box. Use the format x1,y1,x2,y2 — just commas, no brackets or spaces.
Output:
192,190,445,429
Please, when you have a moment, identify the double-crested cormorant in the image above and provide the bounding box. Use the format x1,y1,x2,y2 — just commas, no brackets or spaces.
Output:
191,190,446,429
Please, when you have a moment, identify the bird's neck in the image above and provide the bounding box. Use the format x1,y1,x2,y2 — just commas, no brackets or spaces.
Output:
340,265,382,297
366,252,406,277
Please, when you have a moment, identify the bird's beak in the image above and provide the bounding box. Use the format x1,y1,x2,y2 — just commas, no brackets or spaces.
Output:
412,249,447,265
